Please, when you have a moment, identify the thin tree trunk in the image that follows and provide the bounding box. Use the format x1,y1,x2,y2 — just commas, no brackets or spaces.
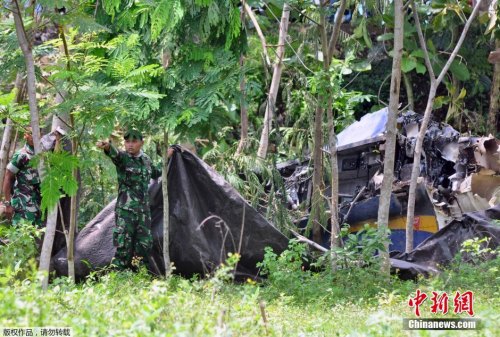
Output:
162,130,171,277
68,125,77,281
243,3,271,67
12,0,41,154
236,5,248,156
311,105,324,244
326,102,341,251
12,0,59,290
59,25,78,281
406,0,484,252
257,3,290,159
327,0,347,60
50,106,76,280
310,1,346,249
488,39,500,135
325,0,346,261
310,8,330,245
9,129,19,157
0,118,13,195
377,0,404,273
1,73,26,196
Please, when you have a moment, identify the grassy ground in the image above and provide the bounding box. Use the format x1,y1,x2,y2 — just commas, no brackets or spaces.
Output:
0,256,498,336
1,225,499,336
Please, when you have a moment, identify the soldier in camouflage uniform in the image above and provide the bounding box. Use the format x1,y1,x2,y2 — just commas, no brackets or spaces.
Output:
2,127,42,226
2,127,63,226
97,130,167,270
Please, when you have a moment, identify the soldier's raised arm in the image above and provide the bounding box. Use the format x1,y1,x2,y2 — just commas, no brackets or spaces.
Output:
97,140,126,167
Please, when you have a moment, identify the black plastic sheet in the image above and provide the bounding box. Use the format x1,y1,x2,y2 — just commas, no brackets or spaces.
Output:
390,205,500,279
52,147,289,279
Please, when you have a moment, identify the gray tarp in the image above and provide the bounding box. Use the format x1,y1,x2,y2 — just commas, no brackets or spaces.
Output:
52,146,289,279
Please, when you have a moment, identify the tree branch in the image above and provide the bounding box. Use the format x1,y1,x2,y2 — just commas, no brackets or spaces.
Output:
410,0,435,81
435,0,484,85
244,3,271,67
327,0,347,61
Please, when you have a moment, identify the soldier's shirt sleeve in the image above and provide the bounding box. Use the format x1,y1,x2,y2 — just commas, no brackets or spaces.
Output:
40,133,56,152
6,151,25,174
104,144,126,167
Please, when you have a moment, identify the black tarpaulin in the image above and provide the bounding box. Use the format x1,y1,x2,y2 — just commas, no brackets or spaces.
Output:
52,147,289,279
390,205,500,279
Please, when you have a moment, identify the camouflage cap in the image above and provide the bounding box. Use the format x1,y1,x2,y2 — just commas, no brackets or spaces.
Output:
124,129,143,140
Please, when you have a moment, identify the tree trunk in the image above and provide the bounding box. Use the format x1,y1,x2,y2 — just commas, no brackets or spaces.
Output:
236,54,248,155
9,129,19,158
0,74,24,192
243,3,271,68
12,0,59,290
326,103,341,252
377,0,404,273
236,5,248,155
322,2,346,257
58,24,78,281
311,104,324,244
406,0,484,252
162,130,171,277
405,83,438,253
50,106,76,280
488,39,500,135
257,3,290,159
12,0,41,154
0,118,13,195
327,0,347,60
68,127,77,281
309,7,330,245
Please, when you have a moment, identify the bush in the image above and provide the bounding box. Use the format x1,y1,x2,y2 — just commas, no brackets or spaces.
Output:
0,221,42,282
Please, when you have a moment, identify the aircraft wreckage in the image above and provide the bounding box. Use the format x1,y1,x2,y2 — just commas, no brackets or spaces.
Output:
51,109,499,280
279,108,500,251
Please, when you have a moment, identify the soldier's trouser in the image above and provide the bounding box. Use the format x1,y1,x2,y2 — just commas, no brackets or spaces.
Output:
12,210,42,227
12,196,42,227
112,208,153,270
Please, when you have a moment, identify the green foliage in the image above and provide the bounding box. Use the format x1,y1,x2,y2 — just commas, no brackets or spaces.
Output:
428,256,500,301
332,224,390,269
0,17,23,82
0,248,498,336
257,240,311,296
151,0,184,41
460,237,496,265
36,151,79,216
0,222,41,281
0,88,30,125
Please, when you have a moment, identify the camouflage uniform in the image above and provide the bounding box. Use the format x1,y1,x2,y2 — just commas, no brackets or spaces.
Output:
105,144,161,269
6,144,42,227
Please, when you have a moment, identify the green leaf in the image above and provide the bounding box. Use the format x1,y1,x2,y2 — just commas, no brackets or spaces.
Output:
410,49,425,59
351,60,372,72
433,95,449,109
0,89,16,106
457,87,467,100
376,33,394,42
40,152,79,215
401,56,417,73
449,60,470,81
415,62,427,74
